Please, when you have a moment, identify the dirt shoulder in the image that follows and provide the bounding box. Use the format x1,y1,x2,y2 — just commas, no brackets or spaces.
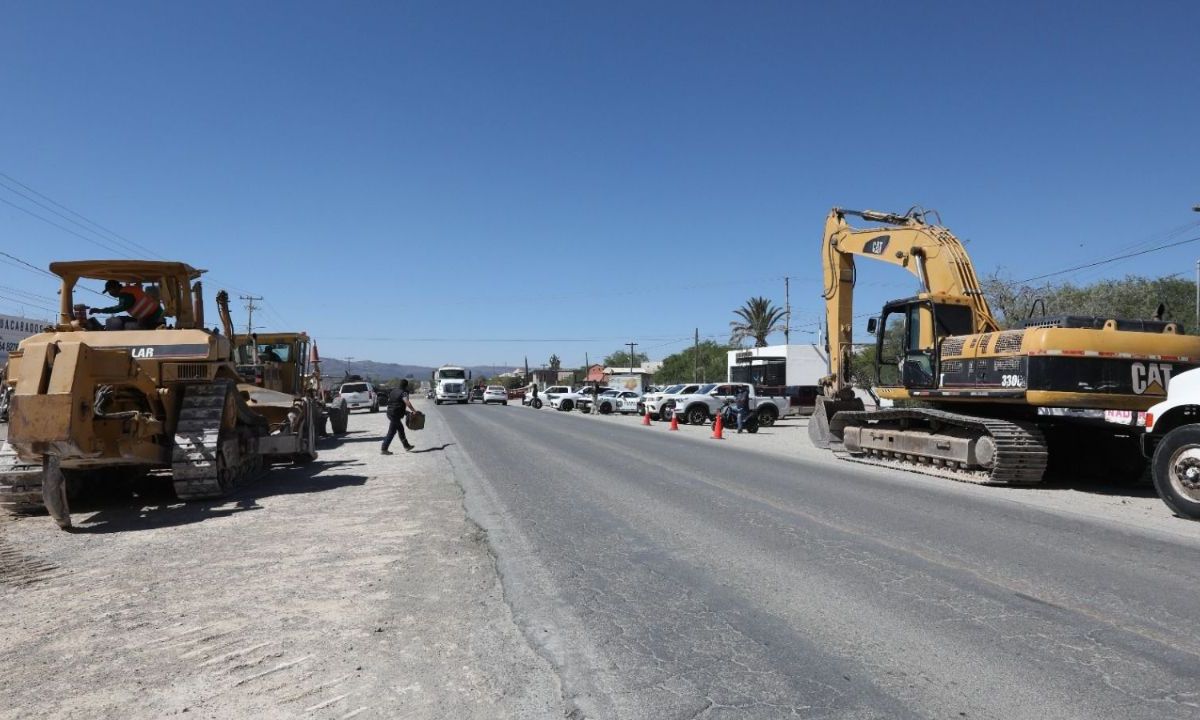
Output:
0,402,561,719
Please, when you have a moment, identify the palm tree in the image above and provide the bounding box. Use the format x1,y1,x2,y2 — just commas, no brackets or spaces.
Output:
729,296,786,347
548,354,562,370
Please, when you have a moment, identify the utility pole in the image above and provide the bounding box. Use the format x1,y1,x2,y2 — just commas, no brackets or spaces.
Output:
346,356,355,376
626,342,638,375
784,276,791,345
693,328,700,382
239,294,263,335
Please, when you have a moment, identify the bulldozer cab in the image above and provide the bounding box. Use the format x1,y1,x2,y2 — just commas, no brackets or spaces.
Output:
871,293,974,390
233,332,311,397
50,260,206,331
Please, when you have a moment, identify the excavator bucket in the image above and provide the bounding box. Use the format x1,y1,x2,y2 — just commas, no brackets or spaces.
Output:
807,395,864,449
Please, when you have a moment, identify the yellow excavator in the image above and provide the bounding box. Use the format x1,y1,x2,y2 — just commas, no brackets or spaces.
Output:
810,207,1200,484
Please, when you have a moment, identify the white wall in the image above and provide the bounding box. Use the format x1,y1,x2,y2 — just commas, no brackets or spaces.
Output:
726,344,829,385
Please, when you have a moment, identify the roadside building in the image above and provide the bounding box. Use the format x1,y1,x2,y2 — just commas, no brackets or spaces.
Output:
726,344,827,387
1,313,52,363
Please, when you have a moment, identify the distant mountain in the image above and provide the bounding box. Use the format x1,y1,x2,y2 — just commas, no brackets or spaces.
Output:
318,358,515,384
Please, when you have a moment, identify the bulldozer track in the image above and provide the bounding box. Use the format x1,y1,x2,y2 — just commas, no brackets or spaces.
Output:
172,383,261,500
0,523,59,586
0,442,44,514
829,408,1048,485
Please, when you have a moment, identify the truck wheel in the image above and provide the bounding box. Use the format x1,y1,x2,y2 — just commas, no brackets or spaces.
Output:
531,398,542,409
1152,425,1200,520
757,405,778,427
686,406,708,426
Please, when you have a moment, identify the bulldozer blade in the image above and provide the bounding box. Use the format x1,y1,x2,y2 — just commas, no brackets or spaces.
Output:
808,396,865,449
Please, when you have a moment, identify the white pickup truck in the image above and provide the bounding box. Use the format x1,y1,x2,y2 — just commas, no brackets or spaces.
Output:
670,382,790,427
524,385,570,409
646,383,703,420
1142,367,1200,520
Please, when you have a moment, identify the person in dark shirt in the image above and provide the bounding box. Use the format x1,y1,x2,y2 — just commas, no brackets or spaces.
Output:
734,386,751,434
382,379,416,454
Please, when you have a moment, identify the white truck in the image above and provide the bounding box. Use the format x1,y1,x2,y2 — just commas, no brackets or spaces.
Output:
1142,367,1200,520
433,365,471,405
670,382,790,427
524,384,570,409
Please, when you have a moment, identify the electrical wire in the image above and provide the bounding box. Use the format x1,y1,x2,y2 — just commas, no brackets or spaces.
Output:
1015,235,1200,284
0,250,104,296
0,195,131,257
0,174,163,259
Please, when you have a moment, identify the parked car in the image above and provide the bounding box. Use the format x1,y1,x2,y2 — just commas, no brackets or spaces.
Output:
650,383,704,421
338,381,379,413
612,390,644,414
483,385,509,405
524,385,570,409
579,388,622,414
670,383,789,426
551,386,605,412
644,384,683,419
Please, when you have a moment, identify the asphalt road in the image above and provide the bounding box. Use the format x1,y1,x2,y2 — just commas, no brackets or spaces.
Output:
438,403,1200,720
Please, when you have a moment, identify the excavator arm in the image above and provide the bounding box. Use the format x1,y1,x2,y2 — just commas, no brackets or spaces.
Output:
820,207,999,394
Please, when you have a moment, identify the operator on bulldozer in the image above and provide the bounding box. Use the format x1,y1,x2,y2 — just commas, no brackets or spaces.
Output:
89,279,163,329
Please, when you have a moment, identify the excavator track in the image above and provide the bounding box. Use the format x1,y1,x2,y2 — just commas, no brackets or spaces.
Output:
0,443,43,514
828,408,1048,485
172,383,261,500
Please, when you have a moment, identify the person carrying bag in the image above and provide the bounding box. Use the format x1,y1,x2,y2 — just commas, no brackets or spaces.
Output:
381,379,417,454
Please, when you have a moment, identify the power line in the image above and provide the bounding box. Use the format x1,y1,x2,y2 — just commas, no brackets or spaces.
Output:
1015,235,1200,284
0,194,131,257
0,250,104,296
0,250,57,278
0,283,57,303
0,174,162,259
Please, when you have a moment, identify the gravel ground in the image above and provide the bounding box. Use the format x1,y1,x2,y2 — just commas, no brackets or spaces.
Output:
526,403,1200,542
0,402,561,719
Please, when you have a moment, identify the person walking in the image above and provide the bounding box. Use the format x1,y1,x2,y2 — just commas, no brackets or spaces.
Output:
735,385,751,434
381,379,416,454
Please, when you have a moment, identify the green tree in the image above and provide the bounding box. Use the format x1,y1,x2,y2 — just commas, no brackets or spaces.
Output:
729,296,786,347
603,350,649,369
655,340,732,384
548,354,562,370
982,273,1193,331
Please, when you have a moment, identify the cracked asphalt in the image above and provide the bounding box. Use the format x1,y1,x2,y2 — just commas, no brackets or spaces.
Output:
440,403,1200,720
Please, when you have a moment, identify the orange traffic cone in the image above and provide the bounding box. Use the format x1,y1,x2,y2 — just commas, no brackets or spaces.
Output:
668,413,679,431
711,411,724,440
642,409,652,426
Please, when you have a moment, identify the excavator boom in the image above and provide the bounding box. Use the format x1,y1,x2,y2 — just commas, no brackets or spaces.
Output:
821,207,999,394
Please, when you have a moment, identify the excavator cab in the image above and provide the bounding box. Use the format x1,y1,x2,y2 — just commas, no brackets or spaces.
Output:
871,294,975,391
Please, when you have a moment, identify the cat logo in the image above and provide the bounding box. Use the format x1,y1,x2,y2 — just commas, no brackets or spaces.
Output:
1131,362,1172,395
130,347,155,359
864,235,890,255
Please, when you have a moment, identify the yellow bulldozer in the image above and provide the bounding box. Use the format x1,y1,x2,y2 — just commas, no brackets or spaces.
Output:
227,325,350,438
0,260,320,529
810,208,1200,484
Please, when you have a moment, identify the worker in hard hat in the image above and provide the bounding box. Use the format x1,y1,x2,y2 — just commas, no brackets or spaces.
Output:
89,280,164,329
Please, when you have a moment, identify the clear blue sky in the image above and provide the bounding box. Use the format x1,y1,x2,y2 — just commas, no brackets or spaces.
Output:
2,1,1197,368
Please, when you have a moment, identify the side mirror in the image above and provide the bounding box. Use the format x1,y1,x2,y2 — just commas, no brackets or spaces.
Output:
866,317,879,335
